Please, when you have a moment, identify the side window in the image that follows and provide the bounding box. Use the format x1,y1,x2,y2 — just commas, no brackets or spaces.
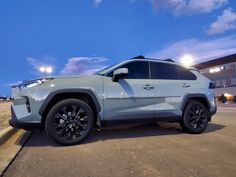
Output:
121,61,149,79
151,62,179,80
105,61,149,79
177,66,197,80
106,71,113,77
106,61,149,79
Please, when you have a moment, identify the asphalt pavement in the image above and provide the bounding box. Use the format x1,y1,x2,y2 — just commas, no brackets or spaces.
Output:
3,109,236,177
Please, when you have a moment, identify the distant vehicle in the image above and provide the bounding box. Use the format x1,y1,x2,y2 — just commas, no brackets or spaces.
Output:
9,57,217,145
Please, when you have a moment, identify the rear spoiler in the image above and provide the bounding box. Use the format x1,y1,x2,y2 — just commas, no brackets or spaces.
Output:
189,67,200,72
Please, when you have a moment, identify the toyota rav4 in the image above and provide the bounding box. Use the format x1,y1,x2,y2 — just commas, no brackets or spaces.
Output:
9,57,217,145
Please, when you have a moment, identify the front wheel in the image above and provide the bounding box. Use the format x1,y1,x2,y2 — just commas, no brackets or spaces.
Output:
45,99,95,145
180,100,210,134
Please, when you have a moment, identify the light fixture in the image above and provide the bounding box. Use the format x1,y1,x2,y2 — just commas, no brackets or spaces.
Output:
209,67,221,73
39,66,53,77
224,93,232,97
46,67,53,74
180,54,194,67
214,67,220,72
209,68,215,73
39,66,46,73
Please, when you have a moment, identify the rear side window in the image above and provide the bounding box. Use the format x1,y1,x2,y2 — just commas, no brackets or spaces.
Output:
122,61,149,79
177,66,197,80
151,62,179,80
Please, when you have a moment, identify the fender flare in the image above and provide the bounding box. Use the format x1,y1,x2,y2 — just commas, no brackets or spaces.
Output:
181,93,210,111
39,88,101,116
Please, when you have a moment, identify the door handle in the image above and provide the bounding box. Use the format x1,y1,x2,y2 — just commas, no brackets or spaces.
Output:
143,84,154,90
182,83,191,88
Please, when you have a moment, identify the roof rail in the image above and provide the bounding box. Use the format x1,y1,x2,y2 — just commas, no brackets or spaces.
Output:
131,55,145,59
164,59,175,62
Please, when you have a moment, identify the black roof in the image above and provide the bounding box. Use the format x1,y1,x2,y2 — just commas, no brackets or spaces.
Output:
131,55,145,59
164,59,175,62
131,55,176,63
194,53,236,69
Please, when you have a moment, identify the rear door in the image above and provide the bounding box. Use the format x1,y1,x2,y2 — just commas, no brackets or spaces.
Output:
150,62,190,118
103,61,155,121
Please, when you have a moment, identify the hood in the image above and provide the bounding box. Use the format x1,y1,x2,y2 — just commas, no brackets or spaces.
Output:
11,75,84,88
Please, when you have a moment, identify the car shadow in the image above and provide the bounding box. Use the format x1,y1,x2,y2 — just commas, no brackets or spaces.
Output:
17,122,225,147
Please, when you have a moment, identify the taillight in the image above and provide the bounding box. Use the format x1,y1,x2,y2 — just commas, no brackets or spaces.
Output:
209,82,215,89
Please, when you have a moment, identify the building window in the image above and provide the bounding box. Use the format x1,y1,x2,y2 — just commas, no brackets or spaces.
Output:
215,80,221,87
222,79,227,87
231,77,236,86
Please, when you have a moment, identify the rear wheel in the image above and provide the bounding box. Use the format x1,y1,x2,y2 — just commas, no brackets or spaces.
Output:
45,99,95,145
180,100,209,134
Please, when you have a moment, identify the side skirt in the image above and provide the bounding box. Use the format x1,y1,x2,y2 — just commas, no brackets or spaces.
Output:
100,116,182,127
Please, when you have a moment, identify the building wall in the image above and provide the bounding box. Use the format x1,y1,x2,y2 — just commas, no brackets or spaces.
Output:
199,61,236,96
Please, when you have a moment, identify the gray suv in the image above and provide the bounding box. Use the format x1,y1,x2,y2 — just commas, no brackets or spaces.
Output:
9,57,217,145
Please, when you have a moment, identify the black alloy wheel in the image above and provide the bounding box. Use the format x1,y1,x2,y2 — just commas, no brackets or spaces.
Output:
180,100,209,134
45,99,95,145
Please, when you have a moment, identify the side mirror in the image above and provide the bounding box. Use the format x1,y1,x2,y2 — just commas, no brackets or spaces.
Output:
112,68,129,82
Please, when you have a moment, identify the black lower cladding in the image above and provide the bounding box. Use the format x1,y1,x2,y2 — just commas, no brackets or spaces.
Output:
9,106,41,130
101,115,182,126
210,106,217,116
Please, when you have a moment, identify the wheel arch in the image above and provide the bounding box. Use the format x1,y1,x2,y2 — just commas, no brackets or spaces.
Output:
181,94,211,111
39,89,101,129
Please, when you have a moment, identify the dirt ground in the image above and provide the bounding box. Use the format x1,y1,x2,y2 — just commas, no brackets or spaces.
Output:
0,102,11,130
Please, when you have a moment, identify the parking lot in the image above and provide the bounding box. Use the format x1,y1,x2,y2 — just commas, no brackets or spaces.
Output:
3,109,236,177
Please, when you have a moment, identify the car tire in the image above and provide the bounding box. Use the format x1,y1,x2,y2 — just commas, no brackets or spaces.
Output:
45,99,95,145
180,100,209,134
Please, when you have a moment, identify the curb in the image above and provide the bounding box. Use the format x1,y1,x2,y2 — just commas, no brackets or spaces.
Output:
0,127,18,145
218,107,236,110
0,130,32,177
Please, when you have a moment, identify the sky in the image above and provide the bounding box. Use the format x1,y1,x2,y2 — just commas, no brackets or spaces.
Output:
0,0,236,95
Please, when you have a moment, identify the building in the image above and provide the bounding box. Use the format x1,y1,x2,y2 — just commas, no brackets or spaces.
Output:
194,54,236,100
0,96,13,101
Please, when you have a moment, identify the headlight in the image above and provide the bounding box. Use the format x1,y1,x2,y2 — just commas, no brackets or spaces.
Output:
18,78,53,90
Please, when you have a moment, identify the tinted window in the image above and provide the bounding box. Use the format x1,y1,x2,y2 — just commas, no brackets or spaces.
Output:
151,62,179,80
106,71,113,77
106,61,149,79
121,61,149,79
177,66,197,80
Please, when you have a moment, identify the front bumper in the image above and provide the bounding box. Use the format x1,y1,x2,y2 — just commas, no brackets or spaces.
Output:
9,106,41,131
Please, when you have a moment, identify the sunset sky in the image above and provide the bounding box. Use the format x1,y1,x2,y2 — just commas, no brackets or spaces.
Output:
0,0,236,95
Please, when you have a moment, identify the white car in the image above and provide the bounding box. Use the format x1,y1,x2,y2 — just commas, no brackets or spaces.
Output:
9,56,217,145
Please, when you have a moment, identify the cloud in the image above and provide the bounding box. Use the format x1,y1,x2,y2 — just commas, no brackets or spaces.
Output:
147,0,228,15
27,56,56,76
93,0,103,7
206,8,236,35
60,56,109,75
148,35,236,63
4,81,23,87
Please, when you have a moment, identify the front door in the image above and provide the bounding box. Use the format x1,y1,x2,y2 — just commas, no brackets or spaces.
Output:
103,61,155,121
